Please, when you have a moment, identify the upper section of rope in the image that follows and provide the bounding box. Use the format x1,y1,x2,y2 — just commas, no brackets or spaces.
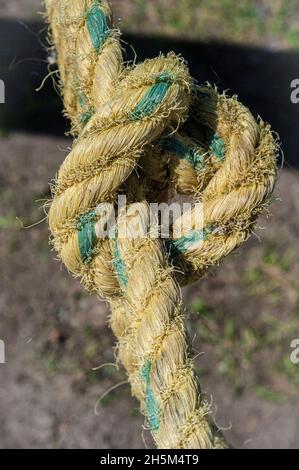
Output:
46,0,277,296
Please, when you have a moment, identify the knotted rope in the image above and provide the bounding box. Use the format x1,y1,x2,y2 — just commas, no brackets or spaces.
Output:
46,0,277,449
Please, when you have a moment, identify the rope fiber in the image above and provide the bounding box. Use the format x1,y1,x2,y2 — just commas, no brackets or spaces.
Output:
45,0,278,449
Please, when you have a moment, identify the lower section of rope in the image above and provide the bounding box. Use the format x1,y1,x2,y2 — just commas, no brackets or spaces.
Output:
109,223,227,449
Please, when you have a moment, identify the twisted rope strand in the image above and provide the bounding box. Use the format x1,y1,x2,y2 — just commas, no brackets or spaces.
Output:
46,0,277,449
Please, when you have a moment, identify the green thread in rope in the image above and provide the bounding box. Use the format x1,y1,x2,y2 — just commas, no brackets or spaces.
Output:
167,229,205,255
78,210,97,264
163,136,205,170
167,225,214,256
206,128,226,161
113,231,128,288
140,361,160,432
77,94,85,108
77,92,94,126
129,72,173,121
87,2,110,52
80,107,95,125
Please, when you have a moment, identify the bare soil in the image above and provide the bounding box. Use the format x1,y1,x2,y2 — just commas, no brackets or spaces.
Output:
1,0,299,450
0,133,299,449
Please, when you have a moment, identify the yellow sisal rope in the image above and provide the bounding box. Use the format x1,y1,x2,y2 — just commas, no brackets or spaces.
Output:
45,0,278,449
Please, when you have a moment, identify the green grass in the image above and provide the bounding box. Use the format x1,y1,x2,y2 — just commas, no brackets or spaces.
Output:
0,213,18,229
202,0,263,35
122,0,299,48
156,0,198,32
278,354,299,388
262,245,293,272
189,293,299,397
2,188,13,204
84,341,101,361
37,237,50,261
270,0,299,46
189,298,210,316
33,350,79,375
129,407,140,418
246,267,263,284
43,354,59,373
253,384,288,404
244,244,295,306
100,391,121,407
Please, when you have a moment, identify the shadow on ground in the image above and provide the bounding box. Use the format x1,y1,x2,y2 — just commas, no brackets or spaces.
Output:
0,19,299,165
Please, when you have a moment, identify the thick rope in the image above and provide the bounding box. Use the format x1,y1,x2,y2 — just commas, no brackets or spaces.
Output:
45,0,277,449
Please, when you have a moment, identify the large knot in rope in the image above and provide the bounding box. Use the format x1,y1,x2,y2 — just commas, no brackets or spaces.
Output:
46,0,277,449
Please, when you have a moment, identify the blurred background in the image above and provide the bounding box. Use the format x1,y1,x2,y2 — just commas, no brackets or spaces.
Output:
0,0,299,449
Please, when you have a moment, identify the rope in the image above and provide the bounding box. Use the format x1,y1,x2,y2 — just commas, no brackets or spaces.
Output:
45,0,278,449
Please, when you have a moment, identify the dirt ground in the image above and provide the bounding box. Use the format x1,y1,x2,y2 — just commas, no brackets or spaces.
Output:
0,0,299,450
1,133,299,449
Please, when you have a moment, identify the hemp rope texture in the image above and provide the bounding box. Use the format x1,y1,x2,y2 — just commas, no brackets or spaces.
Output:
45,0,278,449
